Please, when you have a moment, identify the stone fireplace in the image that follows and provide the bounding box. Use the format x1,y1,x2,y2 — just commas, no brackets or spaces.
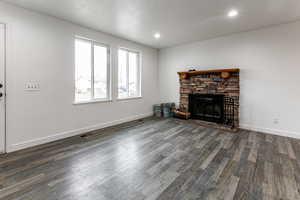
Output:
178,69,240,130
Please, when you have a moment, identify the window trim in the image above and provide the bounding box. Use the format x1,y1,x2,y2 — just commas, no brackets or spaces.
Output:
117,47,142,100
74,36,111,104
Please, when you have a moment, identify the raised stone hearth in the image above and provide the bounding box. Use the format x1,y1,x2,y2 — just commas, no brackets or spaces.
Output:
178,68,240,130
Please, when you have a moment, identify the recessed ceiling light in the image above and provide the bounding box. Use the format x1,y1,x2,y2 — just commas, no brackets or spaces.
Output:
154,33,161,39
227,9,239,18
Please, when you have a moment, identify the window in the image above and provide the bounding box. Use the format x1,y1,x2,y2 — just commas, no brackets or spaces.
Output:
118,48,141,99
75,37,110,103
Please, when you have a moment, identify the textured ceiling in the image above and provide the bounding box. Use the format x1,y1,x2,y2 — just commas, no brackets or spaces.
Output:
4,0,300,48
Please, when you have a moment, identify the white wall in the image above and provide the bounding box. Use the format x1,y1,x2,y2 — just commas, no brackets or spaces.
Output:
0,2,159,152
159,21,300,138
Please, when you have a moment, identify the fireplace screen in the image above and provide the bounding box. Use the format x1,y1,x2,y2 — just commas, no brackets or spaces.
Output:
189,94,235,127
189,94,224,123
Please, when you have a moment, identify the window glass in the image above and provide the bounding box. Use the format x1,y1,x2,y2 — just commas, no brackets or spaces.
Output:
94,45,108,99
75,39,92,102
118,49,128,99
129,52,138,97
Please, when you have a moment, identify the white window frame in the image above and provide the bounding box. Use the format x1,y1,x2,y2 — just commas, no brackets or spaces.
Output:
74,36,111,104
117,47,142,100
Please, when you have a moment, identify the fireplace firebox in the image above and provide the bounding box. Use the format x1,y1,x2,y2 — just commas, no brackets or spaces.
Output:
189,94,225,123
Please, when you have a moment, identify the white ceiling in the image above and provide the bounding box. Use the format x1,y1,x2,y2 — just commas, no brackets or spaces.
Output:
4,0,300,49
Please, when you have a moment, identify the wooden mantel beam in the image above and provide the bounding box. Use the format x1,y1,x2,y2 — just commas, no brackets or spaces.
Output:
178,68,240,79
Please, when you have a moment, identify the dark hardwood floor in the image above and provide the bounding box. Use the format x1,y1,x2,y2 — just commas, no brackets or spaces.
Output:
1,118,300,200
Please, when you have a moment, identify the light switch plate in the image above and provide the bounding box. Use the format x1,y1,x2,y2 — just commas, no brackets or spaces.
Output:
25,82,40,91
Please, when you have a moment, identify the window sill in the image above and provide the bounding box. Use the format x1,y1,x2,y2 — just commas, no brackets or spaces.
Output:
73,99,112,105
117,96,143,101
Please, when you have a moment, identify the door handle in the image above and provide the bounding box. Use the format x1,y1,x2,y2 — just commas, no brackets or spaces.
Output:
0,93,3,98
0,83,2,88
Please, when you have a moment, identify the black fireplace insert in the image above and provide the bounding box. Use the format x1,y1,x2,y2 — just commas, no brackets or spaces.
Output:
189,94,225,123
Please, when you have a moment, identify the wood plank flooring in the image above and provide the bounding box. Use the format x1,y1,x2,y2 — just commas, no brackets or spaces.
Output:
1,118,300,200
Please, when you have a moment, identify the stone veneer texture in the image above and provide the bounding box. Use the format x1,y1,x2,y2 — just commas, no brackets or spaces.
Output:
179,71,240,129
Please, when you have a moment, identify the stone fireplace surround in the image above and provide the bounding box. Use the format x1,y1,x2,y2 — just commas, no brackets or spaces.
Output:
178,68,240,131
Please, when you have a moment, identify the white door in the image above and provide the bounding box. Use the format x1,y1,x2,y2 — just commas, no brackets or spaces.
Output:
0,24,5,153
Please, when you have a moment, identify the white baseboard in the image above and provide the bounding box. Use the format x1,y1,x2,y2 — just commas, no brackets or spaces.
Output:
7,112,153,153
240,124,300,140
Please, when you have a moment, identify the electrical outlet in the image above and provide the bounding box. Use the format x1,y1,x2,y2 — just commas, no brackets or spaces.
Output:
25,82,40,91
